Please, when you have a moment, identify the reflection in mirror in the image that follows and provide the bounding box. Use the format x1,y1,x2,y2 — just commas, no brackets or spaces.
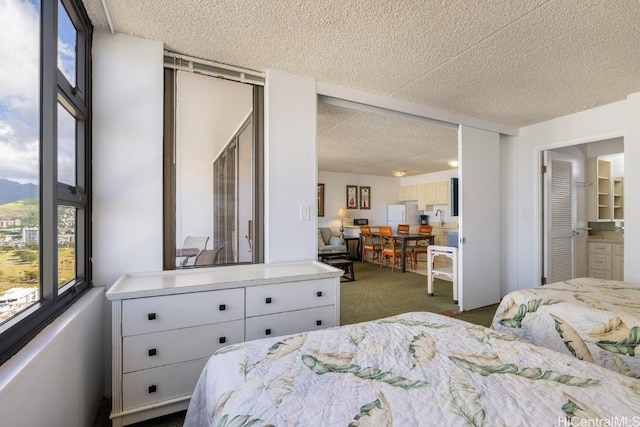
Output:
171,71,261,269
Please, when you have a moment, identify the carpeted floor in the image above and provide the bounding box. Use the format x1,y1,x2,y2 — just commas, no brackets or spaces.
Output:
340,261,459,325
95,261,498,426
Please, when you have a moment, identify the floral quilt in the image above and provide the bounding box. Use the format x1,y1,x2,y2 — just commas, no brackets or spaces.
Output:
492,277,640,378
184,312,640,426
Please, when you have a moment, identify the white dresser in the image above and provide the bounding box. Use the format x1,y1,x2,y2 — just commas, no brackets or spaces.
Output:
106,261,342,427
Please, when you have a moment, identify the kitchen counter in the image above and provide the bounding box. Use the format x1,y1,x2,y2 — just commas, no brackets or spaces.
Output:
587,236,624,244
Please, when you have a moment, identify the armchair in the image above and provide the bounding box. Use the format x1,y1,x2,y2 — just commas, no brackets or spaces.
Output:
317,227,347,256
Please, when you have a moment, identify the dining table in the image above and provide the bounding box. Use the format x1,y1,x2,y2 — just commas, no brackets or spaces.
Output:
371,231,435,273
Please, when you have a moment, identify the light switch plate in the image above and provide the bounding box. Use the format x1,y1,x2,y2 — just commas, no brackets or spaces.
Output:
300,205,310,221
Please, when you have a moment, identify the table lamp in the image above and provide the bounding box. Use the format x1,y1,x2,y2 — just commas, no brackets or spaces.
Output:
338,208,349,238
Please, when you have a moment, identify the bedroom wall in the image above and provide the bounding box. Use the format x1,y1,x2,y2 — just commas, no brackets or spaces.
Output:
0,288,104,427
92,32,165,395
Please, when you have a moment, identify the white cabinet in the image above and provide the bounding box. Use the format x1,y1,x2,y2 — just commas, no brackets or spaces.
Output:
587,241,624,280
414,181,449,210
106,261,342,427
435,181,449,205
613,177,624,221
399,184,418,201
612,243,624,281
587,157,625,222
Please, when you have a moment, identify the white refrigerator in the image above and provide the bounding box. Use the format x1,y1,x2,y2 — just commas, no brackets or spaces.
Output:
387,203,419,230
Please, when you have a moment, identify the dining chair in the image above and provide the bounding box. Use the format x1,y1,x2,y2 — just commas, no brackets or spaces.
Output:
359,225,381,265
379,226,408,271
397,224,410,233
411,225,434,267
194,246,223,266
178,235,209,266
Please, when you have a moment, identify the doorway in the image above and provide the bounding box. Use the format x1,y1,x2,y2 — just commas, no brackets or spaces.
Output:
541,138,624,284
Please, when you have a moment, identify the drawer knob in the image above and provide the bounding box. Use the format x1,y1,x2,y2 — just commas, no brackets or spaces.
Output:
316,320,322,326
265,328,271,335
148,348,157,357
316,291,323,297
265,297,272,304
148,385,157,394
147,313,156,321
219,304,226,311
219,337,226,344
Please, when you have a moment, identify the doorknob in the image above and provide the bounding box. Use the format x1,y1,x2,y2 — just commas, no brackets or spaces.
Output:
572,230,580,235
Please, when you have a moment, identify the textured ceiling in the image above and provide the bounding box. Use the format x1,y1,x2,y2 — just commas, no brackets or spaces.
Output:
82,0,640,176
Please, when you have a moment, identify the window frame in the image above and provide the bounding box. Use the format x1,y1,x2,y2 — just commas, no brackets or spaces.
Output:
0,0,92,365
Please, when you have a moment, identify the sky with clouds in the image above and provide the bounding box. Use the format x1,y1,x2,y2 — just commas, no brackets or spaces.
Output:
0,0,77,186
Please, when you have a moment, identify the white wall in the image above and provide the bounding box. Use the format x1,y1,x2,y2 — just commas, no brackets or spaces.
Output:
501,134,519,295
92,32,164,396
0,288,104,427
625,92,640,280
92,32,164,285
515,98,640,288
264,70,317,262
318,172,399,228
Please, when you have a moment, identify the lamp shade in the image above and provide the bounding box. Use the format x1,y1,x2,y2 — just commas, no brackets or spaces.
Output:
338,208,349,218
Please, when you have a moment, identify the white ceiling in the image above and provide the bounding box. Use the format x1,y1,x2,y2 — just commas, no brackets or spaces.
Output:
81,0,640,177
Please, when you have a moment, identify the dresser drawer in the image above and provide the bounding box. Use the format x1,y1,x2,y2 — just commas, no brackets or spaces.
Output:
588,242,611,254
245,305,336,341
588,253,611,270
122,358,207,411
123,319,244,373
122,288,244,336
246,279,336,317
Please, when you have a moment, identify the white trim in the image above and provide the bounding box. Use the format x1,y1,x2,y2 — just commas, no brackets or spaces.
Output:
164,51,265,86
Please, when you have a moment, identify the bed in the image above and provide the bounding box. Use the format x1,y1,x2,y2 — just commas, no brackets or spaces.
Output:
492,277,640,378
184,312,640,426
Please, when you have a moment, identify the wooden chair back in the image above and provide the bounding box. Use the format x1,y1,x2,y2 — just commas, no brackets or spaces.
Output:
418,225,433,234
397,224,410,233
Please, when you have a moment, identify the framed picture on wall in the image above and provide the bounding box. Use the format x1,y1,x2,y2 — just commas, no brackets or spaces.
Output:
318,183,325,217
346,185,358,209
359,186,371,209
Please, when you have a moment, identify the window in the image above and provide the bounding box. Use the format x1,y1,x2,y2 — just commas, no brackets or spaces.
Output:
0,0,92,364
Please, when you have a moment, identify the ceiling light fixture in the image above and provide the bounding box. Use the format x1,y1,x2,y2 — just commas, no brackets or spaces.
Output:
393,171,406,177
448,160,459,168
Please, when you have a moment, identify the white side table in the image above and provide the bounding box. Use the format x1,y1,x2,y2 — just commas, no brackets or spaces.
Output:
427,245,458,303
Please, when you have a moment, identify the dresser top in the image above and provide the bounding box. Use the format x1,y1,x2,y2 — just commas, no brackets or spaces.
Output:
106,260,343,300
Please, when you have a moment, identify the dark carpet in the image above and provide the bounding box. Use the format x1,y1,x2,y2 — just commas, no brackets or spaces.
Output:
340,261,459,325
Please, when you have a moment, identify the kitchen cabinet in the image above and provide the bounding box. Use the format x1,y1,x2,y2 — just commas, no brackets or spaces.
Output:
398,184,418,201
612,243,624,281
613,177,624,221
414,181,449,210
106,261,342,427
417,183,435,209
587,157,613,222
435,181,449,205
588,241,624,280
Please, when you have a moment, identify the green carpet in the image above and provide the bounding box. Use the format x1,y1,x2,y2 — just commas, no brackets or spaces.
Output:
453,304,499,327
340,261,459,325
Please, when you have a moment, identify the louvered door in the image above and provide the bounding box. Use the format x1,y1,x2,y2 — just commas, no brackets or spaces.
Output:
543,153,575,283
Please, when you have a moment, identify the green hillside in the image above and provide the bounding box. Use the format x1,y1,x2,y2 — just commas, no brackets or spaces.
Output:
0,198,39,227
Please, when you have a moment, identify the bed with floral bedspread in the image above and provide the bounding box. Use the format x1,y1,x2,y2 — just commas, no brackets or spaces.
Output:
184,311,640,426
492,277,640,378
